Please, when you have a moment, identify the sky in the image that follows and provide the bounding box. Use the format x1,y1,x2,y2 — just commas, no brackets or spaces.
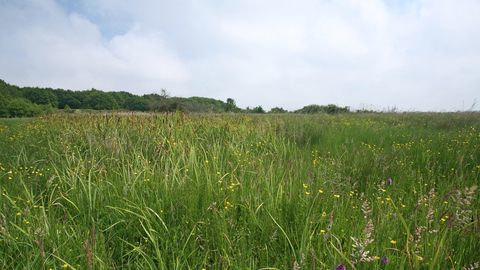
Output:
1,0,479,112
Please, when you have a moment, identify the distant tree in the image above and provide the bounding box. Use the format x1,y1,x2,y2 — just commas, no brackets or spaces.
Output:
0,79,23,99
125,96,149,111
7,98,43,117
149,89,171,112
268,107,288,113
294,104,326,114
226,98,236,112
0,93,9,117
110,91,134,109
23,87,58,107
251,106,265,114
326,104,350,114
294,104,350,114
181,96,227,112
83,89,119,110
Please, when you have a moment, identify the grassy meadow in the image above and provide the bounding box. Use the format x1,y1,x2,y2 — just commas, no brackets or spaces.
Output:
0,112,479,269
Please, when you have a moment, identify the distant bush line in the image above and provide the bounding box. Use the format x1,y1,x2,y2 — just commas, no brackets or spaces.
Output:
0,79,350,118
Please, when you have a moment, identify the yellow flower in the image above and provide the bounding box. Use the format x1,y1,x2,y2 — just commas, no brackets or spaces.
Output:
320,230,326,233
319,190,323,193
334,195,340,198
391,240,396,244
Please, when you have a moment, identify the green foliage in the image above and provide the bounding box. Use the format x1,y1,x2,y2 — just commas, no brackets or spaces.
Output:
53,89,83,109
1,78,356,117
0,113,479,268
268,107,288,113
0,79,23,99
251,105,266,113
5,98,43,117
149,89,185,112
23,87,58,107
125,96,150,111
226,98,236,112
295,104,350,114
181,96,228,113
83,89,120,110
0,93,8,117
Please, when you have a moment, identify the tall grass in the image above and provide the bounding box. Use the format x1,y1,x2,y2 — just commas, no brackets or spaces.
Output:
0,112,479,269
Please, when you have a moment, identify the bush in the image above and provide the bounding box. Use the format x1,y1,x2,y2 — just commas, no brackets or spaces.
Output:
251,106,265,113
7,98,43,117
0,93,8,117
294,104,350,114
268,107,288,113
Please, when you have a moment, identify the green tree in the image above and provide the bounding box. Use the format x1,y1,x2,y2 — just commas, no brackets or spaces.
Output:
268,107,288,113
23,87,58,107
125,96,149,111
0,93,9,117
7,98,43,117
226,98,236,112
251,106,265,114
149,89,186,112
0,79,23,99
83,89,119,110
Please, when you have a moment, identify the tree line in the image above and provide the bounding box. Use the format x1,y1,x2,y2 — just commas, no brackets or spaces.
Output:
0,79,350,118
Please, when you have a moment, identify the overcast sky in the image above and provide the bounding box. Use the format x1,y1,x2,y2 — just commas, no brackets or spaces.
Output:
1,0,479,111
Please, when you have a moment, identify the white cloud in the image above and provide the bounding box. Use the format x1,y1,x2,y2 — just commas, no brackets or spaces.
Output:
0,0,189,93
1,0,479,111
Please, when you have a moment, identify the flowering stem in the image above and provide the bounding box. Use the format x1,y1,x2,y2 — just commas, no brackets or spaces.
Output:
429,229,447,270
267,211,296,259
390,199,414,270
329,239,355,270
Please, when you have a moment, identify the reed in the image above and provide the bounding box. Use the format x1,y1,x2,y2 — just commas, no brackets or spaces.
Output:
0,112,479,269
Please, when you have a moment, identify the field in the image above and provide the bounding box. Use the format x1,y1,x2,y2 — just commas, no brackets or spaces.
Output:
0,112,479,269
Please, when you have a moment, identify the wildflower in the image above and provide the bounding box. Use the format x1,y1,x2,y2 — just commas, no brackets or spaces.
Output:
390,240,396,244
387,178,392,185
335,263,346,270
382,257,388,264
319,190,323,193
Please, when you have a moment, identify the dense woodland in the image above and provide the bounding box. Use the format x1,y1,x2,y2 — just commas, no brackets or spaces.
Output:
0,79,350,117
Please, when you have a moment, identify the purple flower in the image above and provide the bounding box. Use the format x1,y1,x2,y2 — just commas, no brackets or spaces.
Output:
335,264,346,270
387,178,392,185
382,257,389,264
